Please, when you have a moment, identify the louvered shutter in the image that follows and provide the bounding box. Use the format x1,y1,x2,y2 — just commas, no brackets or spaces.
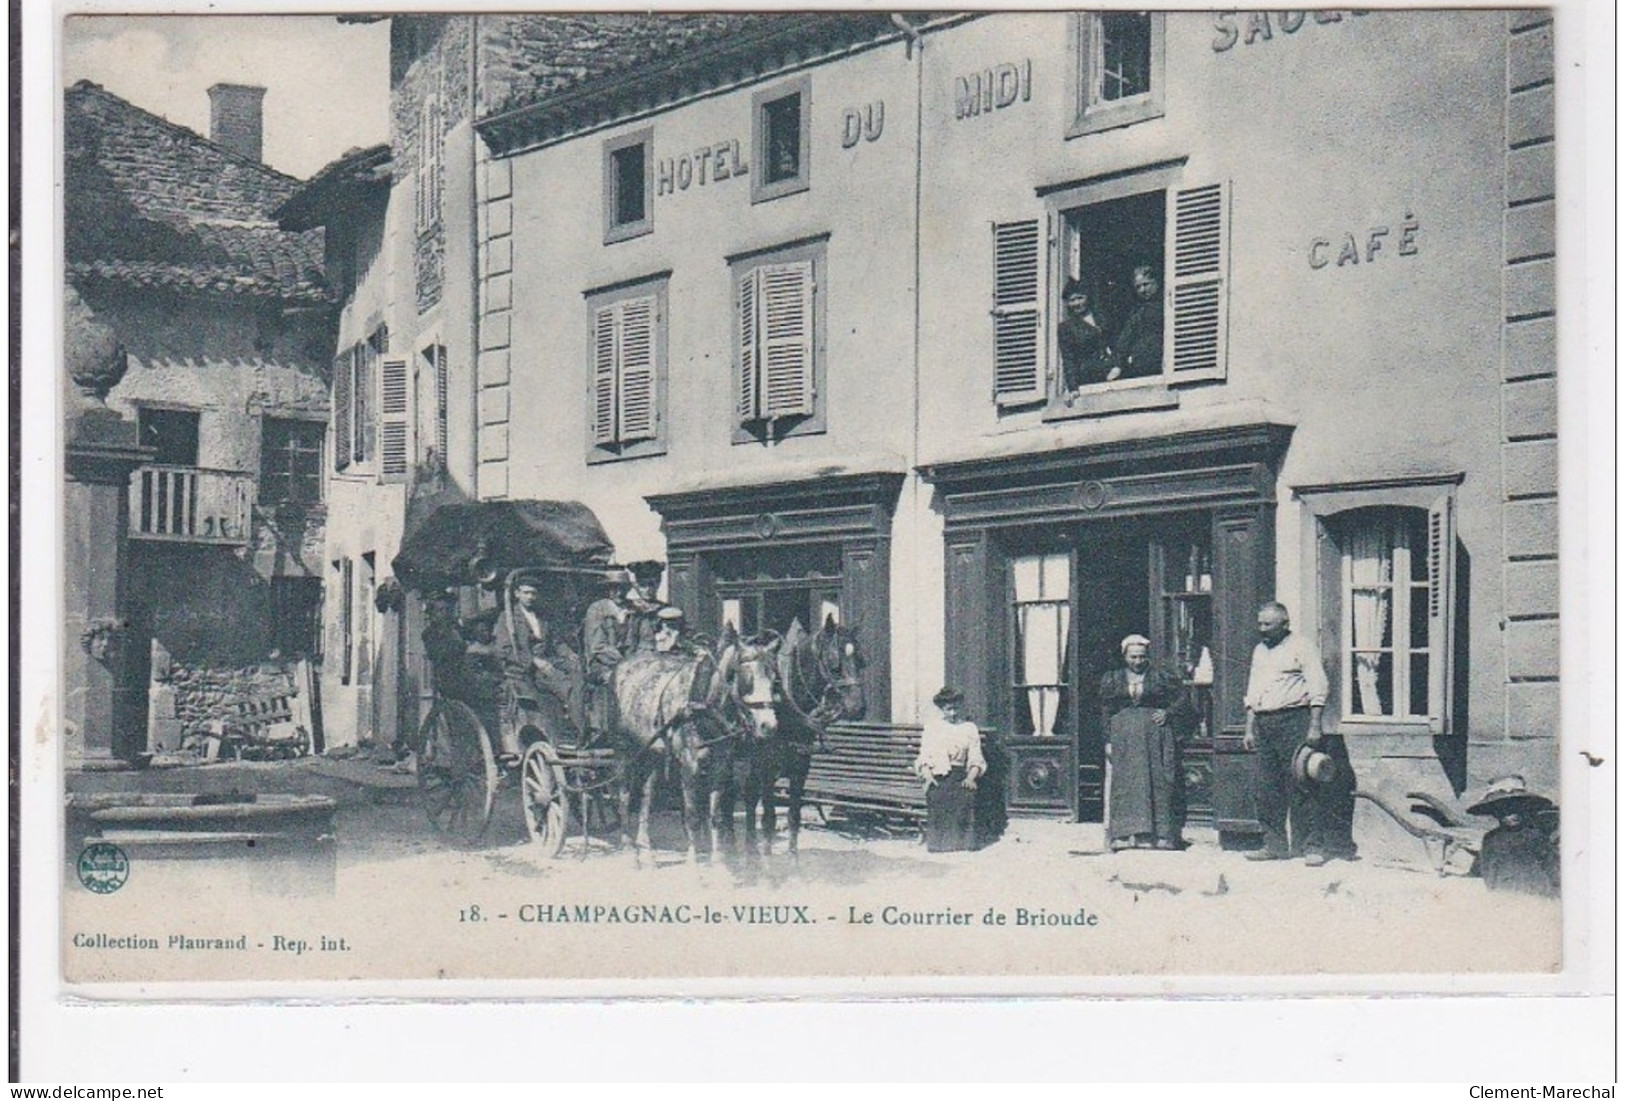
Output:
591,304,618,445
991,219,1044,406
333,349,352,472
760,260,815,419
737,269,760,422
1426,493,1457,734
378,356,410,483
618,295,659,441
1166,181,1230,381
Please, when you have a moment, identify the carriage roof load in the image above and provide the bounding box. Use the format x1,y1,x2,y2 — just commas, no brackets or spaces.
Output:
391,495,617,592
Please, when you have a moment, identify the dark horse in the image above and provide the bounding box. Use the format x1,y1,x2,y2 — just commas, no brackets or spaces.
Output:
724,615,866,855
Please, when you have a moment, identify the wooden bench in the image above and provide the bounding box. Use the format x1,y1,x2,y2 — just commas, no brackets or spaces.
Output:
796,722,928,824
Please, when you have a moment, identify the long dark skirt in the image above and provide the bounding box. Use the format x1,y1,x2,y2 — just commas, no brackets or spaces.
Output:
923,766,977,852
1107,708,1179,845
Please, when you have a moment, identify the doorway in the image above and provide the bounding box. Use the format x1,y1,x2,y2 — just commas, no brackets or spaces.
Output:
1072,529,1154,820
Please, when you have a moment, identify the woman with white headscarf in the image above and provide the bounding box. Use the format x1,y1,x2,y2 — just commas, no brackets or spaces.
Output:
1099,634,1191,851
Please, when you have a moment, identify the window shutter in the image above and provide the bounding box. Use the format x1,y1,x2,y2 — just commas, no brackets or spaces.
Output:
591,304,619,445
1426,493,1457,734
354,344,374,464
759,260,815,419
617,295,659,441
377,356,410,482
737,269,760,421
991,219,1043,406
333,349,352,472
431,345,448,465
1166,181,1230,381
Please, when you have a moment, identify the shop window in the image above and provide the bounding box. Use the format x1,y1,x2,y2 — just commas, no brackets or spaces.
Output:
586,276,668,462
259,417,324,505
991,176,1230,412
1300,483,1459,735
1010,553,1071,738
137,407,200,467
752,77,810,203
1069,12,1165,138
603,128,653,243
731,238,826,444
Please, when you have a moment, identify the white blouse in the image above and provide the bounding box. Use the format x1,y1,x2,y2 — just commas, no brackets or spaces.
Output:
915,716,987,780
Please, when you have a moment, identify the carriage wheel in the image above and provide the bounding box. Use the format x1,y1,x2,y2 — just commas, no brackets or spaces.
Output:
417,700,497,847
520,741,568,858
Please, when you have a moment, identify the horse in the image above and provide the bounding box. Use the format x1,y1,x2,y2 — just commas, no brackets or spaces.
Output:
612,646,736,864
726,614,866,855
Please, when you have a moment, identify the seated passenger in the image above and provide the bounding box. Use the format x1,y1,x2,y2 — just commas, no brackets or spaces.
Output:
494,573,585,755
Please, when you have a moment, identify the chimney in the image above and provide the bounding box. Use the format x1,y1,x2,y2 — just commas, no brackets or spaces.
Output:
207,83,266,162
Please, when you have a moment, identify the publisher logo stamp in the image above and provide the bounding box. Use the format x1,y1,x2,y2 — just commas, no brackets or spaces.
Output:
77,842,129,894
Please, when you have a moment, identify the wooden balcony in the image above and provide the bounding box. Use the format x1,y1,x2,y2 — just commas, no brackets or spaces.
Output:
128,464,255,545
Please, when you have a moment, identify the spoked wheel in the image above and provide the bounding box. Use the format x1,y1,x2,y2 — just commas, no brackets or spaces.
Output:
520,741,568,858
417,700,497,847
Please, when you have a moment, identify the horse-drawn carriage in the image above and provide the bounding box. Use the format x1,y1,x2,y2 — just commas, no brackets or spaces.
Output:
391,494,869,860
392,497,626,855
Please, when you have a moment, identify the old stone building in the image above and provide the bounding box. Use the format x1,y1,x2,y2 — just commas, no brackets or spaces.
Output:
313,12,1559,841
65,79,332,757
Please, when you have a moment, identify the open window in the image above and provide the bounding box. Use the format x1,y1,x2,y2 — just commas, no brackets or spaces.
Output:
585,275,668,463
603,128,653,243
992,172,1230,415
1068,12,1166,137
752,76,811,204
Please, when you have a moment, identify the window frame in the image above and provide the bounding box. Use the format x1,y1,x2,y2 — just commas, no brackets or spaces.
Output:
258,414,326,506
602,127,654,244
583,273,670,465
751,76,812,205
728,235,828,445
1015,165,1229,420
1067,11,1166,139
1295,476,1461,737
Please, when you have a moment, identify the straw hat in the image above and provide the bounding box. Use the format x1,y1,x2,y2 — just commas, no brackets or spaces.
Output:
1466,775,1555,819
1292,743,1338,786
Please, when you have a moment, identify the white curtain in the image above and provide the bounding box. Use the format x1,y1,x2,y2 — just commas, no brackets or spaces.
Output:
1349,526,1393,715
1014,554,1070,737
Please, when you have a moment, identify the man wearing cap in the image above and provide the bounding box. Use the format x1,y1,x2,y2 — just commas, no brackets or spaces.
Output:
1242,601,1352,865
651,605,697,656
624,560,669,652
494,574,585,754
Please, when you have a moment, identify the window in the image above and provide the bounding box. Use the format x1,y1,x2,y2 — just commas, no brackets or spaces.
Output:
424,342,448,471
333,326,390,474
752,77,810,203
270,576,323,656
1298,480,1459,734
585,276,668,462
1069,12,1166,137
414,85,443,236
603,128,653,243
731,237,826,443
137,408,200,467
1010,553,1072,738
991,174,1230,413
259,418,324,505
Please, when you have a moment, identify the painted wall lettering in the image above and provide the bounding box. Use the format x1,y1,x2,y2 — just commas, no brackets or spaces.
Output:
1309,212,1420,269
1213,11,1368,52
841,101,885,148
655,139,748,198
953,59,1031,120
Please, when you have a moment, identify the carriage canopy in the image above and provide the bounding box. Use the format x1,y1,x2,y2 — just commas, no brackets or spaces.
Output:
392,496,616,592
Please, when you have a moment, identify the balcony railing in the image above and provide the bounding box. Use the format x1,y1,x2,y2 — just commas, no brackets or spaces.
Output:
129,465,255,545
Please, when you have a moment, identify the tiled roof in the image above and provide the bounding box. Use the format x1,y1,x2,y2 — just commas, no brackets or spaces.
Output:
477,13,909,152
64,80,328,304
274,144,392,231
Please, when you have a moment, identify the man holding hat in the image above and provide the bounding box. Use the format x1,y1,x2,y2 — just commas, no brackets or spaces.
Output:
1243,601,1357,865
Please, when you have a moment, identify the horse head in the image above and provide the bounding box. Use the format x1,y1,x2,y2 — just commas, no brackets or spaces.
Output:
722,630,781,743
809,614,866,724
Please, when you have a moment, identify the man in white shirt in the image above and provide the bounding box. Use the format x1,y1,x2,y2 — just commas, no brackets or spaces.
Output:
1242,601,1353,864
